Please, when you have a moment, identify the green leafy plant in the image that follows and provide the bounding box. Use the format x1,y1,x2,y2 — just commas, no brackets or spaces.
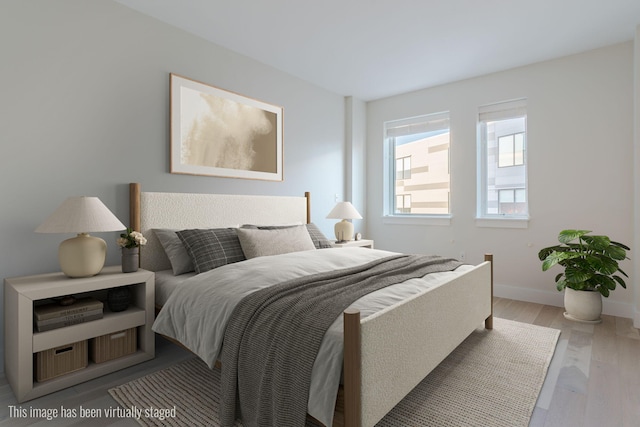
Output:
538,229,630,297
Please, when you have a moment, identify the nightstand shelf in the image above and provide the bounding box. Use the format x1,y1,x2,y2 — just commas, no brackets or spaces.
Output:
4,266,155,403
32,306,146,352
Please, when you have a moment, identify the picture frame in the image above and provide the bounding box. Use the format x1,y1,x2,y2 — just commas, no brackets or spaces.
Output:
170,73,283,181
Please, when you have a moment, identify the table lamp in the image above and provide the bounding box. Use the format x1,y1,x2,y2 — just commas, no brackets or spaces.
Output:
35,196,126,277
326,201,362,243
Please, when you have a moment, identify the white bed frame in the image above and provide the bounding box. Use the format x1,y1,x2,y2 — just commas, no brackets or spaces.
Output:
128,183,493,427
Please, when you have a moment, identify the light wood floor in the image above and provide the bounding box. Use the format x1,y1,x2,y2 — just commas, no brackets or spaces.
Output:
1,297,638,426
493,297,640,427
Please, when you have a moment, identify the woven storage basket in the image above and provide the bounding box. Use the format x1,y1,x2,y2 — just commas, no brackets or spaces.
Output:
36,340,88,382
90,328,137,363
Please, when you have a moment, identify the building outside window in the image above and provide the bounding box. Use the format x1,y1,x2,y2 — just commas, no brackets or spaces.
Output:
396,194,412,213
498,188,526,215
498,132,525,167
396,156,411,180
384,112,450,216
478,99,528,219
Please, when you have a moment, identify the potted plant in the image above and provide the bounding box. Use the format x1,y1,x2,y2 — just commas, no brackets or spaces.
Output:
538,229,630,323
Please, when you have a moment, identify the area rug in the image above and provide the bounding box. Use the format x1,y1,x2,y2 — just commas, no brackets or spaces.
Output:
109,318,559,427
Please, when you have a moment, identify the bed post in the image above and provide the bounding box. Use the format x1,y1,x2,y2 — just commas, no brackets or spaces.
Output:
343,308,361,427
484,253,494,330
304,191,311,224
130,182,141,231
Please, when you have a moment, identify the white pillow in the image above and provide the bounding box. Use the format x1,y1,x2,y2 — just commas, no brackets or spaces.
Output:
236,225,316,259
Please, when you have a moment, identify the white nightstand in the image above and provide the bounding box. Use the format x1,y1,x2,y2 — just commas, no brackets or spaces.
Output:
332,239,374,249
4,266,155,402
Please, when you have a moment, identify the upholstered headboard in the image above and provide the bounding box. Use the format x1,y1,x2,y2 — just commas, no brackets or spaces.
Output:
128,183,310,272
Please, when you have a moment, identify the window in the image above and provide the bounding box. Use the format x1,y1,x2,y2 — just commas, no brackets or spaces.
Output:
384,112,450,216
396,194,411,213
498,188,526,215
498,133,525,167
396,156,411,180
478,99,528,220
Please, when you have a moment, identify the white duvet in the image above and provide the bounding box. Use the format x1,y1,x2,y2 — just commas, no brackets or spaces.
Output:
152,248,472,427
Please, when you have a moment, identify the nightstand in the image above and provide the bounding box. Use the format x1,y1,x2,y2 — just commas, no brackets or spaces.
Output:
332,239,374,249
4,266,155,402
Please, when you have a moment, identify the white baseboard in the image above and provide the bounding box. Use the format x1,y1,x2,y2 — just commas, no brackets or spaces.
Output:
494,283,563,308
494,283,635,320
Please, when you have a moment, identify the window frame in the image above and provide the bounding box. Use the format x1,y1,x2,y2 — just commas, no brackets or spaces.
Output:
476,99,529,227
383,111,452,225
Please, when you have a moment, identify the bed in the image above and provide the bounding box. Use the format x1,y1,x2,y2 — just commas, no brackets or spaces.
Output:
128,183,493,427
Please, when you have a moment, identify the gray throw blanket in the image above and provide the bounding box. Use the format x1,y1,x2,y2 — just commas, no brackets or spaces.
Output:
219,254,462,427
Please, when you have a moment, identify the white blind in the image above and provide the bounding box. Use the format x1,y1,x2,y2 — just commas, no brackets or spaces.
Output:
385,111,450,138
478,99,527,122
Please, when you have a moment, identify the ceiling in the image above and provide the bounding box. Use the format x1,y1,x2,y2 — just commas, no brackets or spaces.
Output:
115,0,640,101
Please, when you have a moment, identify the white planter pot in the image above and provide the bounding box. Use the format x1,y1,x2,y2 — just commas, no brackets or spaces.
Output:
563,287,602,323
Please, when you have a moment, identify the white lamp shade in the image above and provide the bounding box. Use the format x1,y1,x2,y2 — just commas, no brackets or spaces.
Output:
35,196,126,234
327,202,362,241
35,197,126,277
326,202,362,220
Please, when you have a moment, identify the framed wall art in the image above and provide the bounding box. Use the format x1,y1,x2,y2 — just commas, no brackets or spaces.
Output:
170,73,283,181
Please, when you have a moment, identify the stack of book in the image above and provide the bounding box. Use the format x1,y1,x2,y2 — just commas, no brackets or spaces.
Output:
34,297,104,332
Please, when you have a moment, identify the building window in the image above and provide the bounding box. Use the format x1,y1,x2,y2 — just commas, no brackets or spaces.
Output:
396,156,411,180
478,99,528,219
384,112,450,216
396,194,412,213
498,132,525,167
498,188,527,215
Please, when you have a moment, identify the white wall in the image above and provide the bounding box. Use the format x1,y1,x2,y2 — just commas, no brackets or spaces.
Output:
634,26,640,327
366,42,636,318
0,0,346,370
345,97,367,236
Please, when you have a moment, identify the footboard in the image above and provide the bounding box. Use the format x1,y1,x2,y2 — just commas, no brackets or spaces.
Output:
343,255,493,427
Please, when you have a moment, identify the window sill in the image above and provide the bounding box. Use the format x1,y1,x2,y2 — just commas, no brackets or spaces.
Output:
383,215,452,226
475,217,529,229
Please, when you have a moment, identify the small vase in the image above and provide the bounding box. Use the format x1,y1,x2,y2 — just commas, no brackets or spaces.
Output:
121,247,139,273
107,286,131,312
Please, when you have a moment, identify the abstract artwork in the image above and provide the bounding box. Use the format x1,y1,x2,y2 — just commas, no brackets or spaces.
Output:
170,74,283,181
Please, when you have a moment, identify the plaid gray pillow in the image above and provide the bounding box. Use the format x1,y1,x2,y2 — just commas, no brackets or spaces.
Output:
176,228,246,274
304,223,333,249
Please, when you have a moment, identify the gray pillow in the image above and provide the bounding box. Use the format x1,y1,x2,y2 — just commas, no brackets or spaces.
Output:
236,225,316,259
154,229,195,275
242,223,332,249
176,228,246,274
